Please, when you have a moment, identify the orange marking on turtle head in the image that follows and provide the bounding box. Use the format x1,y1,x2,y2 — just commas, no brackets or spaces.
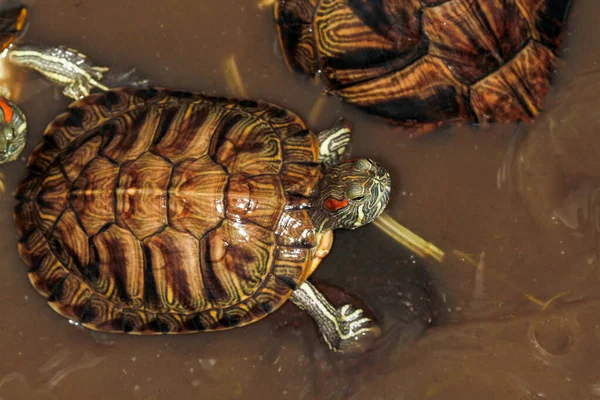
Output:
324,197,348,212
0,99,14,123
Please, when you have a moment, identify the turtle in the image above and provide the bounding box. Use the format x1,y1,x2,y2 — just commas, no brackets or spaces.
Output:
274,0,573,133
14,87,392,353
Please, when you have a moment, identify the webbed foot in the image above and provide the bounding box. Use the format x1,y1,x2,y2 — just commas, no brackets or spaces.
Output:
317,118,352,169
331,304,381,353
62,79,92,100
290,281,380,353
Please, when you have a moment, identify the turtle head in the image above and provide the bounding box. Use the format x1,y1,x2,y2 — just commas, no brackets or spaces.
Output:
310,158,391,232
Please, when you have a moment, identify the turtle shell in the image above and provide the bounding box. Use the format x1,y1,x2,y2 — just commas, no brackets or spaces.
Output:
0,5,27,53
14,88,326,334
275,0,572,133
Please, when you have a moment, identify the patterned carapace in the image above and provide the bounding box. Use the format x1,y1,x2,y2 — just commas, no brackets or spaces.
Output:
275,0,572,133
14,88,333,334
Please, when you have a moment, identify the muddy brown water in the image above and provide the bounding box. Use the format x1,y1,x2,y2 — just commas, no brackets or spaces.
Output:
0,0,599,399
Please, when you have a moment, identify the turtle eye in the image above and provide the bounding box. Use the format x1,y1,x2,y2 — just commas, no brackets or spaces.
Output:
346,183,365,201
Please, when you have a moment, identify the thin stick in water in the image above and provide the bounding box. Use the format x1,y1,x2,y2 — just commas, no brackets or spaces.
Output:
223,54,247,98
308,95,328,127
373,213,445,263
453,249,558,308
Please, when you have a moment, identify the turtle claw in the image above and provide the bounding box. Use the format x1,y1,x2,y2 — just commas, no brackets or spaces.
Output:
338,304,365,322
332,304,381,353
290,282,380,353
101,67,150,89
62,80,91,100
336,304,372,335
92,66,110,73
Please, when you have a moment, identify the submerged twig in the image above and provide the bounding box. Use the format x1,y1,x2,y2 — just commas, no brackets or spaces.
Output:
471,251,486,302
452,249,570,309
0,172,5,194
373,213,445,263
308,95,328,127
222,54,247,98
496,122,525,192
540,290,571,311
45,352,106,390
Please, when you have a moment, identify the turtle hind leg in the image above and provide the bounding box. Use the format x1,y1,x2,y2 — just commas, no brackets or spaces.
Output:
290,281,380,353
317,118,352,169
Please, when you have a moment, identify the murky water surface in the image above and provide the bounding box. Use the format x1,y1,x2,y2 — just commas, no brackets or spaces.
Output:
0,1,599,399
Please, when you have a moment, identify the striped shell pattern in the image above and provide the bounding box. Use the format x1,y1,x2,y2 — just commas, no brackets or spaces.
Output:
14,88,324,334
276,0,572,132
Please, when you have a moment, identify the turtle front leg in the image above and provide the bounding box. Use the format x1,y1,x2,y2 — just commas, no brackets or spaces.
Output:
290,281,380,353
8,44,110,100
317,118,352,169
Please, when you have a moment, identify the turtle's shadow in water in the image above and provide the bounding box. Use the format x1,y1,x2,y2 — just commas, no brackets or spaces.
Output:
274,223,446,399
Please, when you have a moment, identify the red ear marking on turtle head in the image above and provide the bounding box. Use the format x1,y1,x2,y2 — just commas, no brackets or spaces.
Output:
324,197,348,211
0,98,14,123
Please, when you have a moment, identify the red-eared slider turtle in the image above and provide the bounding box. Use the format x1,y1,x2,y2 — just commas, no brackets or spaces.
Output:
274,0,572,133
14,88,391,353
